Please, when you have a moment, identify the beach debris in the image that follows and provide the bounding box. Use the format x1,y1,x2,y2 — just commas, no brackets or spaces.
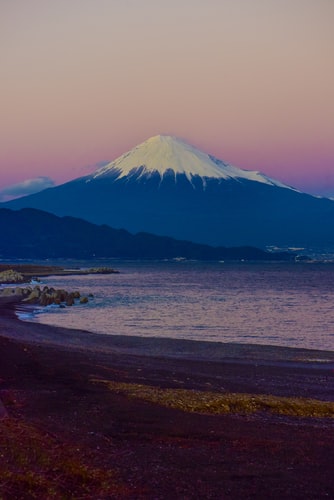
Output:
92,379,334,418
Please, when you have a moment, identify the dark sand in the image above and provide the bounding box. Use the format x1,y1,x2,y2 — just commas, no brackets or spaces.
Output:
1,296,334,498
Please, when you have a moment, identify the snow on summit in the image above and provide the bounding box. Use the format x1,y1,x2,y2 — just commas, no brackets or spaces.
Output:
92,135,293,189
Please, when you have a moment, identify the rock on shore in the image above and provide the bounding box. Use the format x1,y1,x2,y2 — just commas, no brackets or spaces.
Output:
0,285,90,308
0,270,24,284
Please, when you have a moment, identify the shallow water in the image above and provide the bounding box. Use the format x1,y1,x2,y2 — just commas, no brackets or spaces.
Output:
19,261,334,351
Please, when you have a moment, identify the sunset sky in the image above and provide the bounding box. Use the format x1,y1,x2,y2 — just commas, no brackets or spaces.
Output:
1,0,333,200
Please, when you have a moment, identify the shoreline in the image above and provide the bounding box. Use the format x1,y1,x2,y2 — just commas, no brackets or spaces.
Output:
2,296,334,368
1,296,334,497
0,297,334,401
1,296,334,404
1,297,334,403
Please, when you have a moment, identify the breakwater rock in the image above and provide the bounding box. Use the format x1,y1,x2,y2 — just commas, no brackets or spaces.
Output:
0,265,119,282
0,285,91,308
0,270,25,284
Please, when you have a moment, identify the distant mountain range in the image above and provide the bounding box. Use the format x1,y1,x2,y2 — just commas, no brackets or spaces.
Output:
0,207,294,261
3,135,334,250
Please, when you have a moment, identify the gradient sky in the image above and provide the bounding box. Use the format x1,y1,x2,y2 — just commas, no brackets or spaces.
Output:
1,0,333,199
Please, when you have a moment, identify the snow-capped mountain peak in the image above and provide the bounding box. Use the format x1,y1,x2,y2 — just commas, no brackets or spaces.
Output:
91,135,294,190
5,135,334,251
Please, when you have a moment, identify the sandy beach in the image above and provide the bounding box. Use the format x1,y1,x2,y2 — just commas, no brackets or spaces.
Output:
1,296,334,498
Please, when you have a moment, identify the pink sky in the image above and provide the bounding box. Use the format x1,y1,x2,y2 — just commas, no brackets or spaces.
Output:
1,0,333,198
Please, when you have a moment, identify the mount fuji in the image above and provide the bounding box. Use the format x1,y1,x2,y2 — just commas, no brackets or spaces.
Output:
4,135,334,250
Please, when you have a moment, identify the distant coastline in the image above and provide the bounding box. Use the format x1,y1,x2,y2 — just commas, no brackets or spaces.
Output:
0,207,299,261
0,263,119,283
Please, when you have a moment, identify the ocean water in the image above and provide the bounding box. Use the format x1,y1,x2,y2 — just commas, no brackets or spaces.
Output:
18,260,334,351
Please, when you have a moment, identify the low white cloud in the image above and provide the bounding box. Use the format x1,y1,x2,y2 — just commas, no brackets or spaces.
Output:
0,176,55,202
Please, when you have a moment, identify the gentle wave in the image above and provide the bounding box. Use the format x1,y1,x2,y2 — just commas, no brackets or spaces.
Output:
19,260,334,351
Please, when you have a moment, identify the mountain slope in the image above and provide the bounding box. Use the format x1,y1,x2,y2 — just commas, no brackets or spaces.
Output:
4,136,334,249
92,135,293,189
0,208,293,260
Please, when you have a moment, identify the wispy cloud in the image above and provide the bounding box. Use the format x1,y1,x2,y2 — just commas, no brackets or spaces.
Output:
0,176,55,201
83,160,111,173
95,160,110,169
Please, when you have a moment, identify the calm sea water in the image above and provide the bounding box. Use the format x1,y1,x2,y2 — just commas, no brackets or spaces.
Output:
18,261,334,351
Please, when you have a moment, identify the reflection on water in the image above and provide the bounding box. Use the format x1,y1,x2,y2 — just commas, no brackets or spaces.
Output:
20,261,334,351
